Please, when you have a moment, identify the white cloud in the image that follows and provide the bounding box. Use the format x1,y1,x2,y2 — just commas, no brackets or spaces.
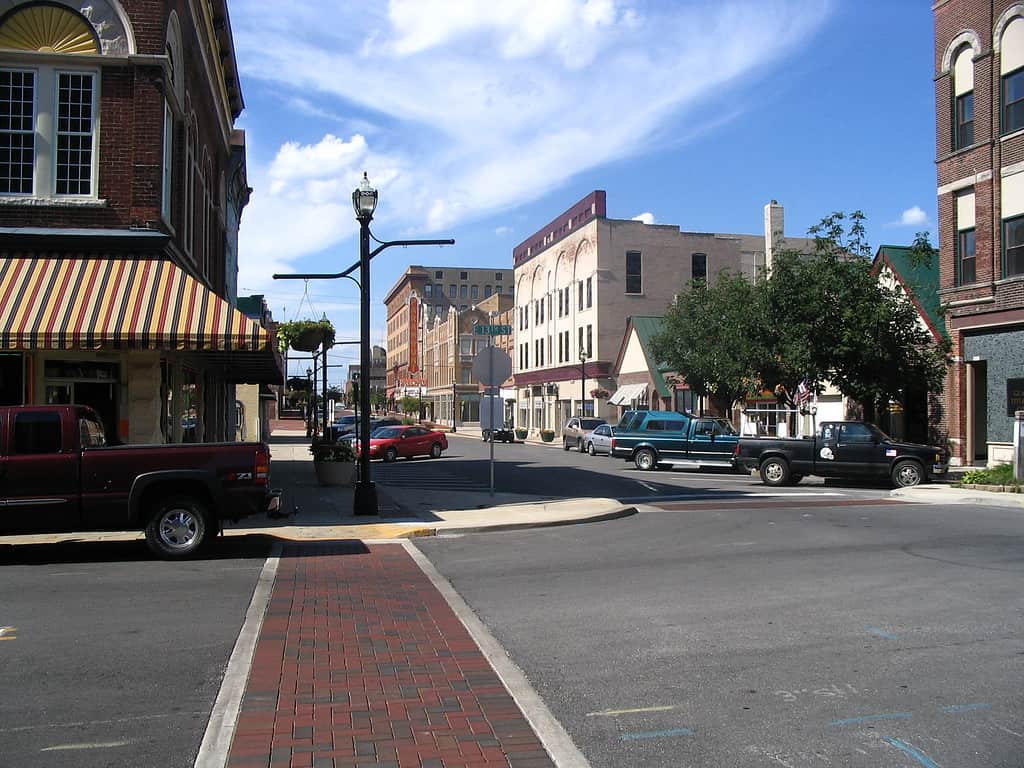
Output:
632,212,655,225
232,0,832,286
898,206,929,227
495,226,513,236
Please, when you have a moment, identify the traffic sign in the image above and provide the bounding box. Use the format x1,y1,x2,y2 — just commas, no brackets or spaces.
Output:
472,346,513,386
473,324,512,336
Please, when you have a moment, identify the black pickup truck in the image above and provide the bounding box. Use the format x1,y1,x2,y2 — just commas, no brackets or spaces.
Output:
733,421,948,488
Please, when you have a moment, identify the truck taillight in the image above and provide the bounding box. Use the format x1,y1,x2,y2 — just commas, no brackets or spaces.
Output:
255,448,269,485
734,442,741,456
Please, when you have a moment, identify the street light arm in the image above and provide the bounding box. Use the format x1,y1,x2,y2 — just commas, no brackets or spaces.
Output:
273,239,453,282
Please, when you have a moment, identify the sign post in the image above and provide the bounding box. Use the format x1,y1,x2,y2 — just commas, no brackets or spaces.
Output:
472,345,513,497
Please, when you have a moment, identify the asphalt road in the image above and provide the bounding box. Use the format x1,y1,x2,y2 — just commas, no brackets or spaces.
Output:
0,538,269,768
417,498,1024,767
372,431,899,505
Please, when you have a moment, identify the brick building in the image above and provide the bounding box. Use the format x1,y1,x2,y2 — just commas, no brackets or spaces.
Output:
512,191,815,437
382,264,513,411
0,0,280,443
935,0,1024,466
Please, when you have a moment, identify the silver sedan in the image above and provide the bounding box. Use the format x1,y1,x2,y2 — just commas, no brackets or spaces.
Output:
585,423,614,456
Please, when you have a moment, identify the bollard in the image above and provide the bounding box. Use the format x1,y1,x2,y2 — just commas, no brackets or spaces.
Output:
1016,410,1024,482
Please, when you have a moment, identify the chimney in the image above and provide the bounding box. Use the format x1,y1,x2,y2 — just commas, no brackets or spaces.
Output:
764,200,784,271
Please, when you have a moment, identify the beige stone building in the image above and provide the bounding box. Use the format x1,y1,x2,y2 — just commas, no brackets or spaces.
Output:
512,191,813,437
383,265,514,405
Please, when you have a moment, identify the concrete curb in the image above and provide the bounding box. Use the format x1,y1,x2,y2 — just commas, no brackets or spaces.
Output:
890,485,1024,509
417,505,639,536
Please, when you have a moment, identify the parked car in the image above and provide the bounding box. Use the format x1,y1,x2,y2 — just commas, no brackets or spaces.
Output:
357,425,448,462
482,425,515,442
337,416,403,443
584,423,615,455
326,414,357,441
562,417,607,451
733,421,948,488
0,405,281,558
611,410,739,470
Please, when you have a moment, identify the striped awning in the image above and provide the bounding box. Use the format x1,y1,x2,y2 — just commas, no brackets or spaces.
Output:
0,258,270,351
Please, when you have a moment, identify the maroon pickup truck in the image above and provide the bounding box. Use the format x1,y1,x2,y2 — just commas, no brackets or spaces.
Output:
0,405,281,558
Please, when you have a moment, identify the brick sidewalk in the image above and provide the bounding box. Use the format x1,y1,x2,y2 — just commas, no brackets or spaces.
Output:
227,542,555,768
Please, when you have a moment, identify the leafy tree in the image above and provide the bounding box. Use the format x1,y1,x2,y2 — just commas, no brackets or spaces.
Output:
654,210,949,419
370,389,387,411
399,395,420,416
649,272,770,415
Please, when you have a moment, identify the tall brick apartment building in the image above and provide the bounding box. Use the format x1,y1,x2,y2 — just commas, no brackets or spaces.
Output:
935,0,1024,466
0,0,280,443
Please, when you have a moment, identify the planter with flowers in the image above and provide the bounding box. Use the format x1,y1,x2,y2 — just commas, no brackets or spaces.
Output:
515,428,528,441
310,438,356,486
277,318,336,353
540,429,555,442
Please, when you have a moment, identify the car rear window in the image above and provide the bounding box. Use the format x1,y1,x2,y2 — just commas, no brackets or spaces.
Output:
580,419,604,430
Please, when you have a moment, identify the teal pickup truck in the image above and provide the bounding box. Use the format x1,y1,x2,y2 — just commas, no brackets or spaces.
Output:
611,410,740,471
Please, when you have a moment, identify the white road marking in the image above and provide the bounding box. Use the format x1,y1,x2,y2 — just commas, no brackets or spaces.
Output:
714,542,757,547
996,724,1024,739
637,481,659,492
0,712,206,734
193,543,281,768
0,626,17,640
41,740,133,751
586,704,678,717
405,540,590,768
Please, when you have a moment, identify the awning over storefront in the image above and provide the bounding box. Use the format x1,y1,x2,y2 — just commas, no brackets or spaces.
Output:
0,257,282,382
608,382,647,406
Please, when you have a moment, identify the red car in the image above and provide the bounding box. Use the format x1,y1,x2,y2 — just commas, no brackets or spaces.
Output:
359,425,448,462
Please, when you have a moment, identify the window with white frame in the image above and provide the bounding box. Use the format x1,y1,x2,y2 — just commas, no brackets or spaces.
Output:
955,190,976,285
0,67,97,197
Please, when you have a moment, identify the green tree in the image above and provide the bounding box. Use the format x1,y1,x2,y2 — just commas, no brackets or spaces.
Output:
370,388,387,411
649,271,770,415
399,395,420,416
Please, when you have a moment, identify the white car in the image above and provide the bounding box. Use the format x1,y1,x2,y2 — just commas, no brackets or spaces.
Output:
585,423,614,455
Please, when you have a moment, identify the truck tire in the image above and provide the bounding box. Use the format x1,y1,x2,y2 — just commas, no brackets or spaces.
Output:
891,460,923,488
145,495,211,559
759,457,790,486
634,448,657,471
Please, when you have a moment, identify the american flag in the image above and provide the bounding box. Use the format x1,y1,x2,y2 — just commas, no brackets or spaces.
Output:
795,380,813,405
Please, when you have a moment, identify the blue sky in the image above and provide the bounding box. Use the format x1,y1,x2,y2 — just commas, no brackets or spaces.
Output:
229,0,937,384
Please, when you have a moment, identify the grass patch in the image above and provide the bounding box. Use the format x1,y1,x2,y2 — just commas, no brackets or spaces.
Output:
960,463,1020,487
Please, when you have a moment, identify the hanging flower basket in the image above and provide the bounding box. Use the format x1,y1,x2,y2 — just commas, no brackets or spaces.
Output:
276,319,336,353
590,388,611,399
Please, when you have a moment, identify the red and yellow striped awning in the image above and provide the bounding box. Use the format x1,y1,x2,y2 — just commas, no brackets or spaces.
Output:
0,258,270,351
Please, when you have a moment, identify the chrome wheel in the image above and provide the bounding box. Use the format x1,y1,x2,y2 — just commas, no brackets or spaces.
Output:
587,442,596,456
760,458,789,486
635,449,656,471
158,508,200,551
892,460,922,488
145,495,209,559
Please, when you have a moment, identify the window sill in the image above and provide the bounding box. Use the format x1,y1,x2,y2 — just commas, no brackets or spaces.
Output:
937,142,988,162
995,273,1024,285
1001,127,1024,142
0,196,107,208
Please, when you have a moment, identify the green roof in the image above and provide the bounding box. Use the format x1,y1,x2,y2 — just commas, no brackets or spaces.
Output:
874,245,947,341
629,315,674,397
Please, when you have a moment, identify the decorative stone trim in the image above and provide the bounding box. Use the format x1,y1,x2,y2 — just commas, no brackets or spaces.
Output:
0,196,107,207
941,29,982,72
937,170,992,196
994,4,1024,53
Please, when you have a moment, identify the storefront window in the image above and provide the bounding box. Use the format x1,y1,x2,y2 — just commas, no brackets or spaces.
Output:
0,353,24,405
181,369,198,443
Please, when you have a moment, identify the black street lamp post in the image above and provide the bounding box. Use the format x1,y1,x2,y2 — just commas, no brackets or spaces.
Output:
275,173,453,516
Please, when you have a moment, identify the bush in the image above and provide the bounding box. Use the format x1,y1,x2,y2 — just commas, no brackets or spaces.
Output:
401,416,415,425
960,463,1019,486
309,439,355,462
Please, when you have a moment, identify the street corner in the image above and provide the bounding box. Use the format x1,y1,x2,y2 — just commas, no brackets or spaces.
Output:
221,523,439,542
889,483,1024,508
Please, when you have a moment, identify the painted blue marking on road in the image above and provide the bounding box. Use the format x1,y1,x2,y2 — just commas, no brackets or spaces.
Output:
884,737,940,768
830,713,912,727
866,626,899,640
941,703,991,714
619,727,695,741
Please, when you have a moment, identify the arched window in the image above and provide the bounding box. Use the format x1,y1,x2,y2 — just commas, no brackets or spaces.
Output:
953,45,975,149
1001,17,1024,133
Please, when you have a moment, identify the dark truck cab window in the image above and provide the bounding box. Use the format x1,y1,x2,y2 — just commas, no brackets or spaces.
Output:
13,411,62,454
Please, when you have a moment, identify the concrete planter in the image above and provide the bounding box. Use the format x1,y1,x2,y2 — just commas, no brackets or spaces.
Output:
314,460,355,487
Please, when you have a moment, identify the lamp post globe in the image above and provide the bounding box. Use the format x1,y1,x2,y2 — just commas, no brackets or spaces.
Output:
352,172,377,220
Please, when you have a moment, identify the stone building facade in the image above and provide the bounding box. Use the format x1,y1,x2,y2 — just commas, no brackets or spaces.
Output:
935,0,1024,465
0,0,280,443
